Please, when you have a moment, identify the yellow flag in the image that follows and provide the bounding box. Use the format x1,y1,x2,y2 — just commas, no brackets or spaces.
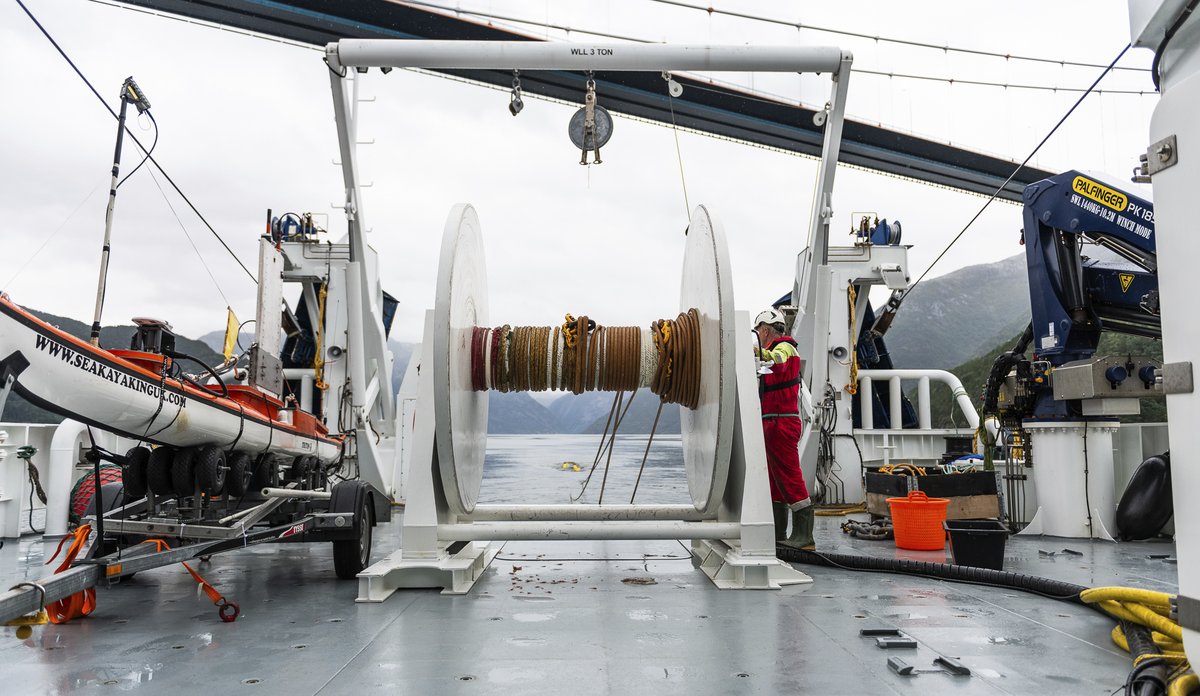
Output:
223,308,239,360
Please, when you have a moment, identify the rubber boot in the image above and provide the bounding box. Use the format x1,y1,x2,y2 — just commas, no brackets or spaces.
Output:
772,502,788,541
781,505,816,550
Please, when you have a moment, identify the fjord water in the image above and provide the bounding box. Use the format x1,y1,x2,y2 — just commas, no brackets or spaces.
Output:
481,434,688,505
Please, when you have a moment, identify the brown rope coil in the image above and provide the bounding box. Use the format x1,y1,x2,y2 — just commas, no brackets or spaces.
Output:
467,308,701,409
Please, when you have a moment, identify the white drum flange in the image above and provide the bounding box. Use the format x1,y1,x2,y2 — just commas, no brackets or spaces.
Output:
433,204,489,515
679,205,735,514
432,204,735,515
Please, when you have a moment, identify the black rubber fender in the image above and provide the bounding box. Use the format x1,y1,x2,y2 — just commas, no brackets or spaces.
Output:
1115,452,1172,541
330,480,372,520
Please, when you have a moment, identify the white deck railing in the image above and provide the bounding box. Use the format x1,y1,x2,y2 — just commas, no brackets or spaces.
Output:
857,369,979,431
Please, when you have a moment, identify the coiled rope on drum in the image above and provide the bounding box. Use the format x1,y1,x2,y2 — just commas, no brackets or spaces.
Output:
469,310,703,504
469,309,701,410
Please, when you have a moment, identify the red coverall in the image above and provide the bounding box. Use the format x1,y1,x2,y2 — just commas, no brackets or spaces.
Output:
759,336,809,505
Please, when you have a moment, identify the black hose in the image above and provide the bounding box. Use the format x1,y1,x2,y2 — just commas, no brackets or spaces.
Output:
778,547,1169,693
1151,0,1200,90
777,546,1091,604
982,322,1033,416
166,350,229,398
1011,322,1034,355
1121,620,1167,696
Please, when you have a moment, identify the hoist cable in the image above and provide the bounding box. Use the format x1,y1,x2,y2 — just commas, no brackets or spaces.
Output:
903,43,1131,299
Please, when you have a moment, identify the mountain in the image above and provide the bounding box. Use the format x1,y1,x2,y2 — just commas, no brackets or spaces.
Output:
488,392,559,433
2,308,224,424
197,329,257,356
548,391,621,433
580,388,682,434
885,253,1030,370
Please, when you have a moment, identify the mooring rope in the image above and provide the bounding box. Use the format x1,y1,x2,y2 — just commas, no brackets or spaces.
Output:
469,309,702,409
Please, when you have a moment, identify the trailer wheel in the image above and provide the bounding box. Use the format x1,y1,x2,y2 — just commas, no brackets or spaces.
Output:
123,446,150,500
333,494,374,579
249,454,275,490
195,445,227,496
147,447,175,496
172,447,197,498
291,455,311,484
226,452,253,497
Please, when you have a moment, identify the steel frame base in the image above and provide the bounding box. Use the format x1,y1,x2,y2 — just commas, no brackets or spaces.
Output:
356,542,498,599
691,538,812,589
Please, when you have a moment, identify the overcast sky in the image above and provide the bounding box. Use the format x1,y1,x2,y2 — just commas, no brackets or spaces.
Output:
0,0,1156,344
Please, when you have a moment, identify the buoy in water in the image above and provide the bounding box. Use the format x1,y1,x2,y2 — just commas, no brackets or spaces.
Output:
560,461,582,472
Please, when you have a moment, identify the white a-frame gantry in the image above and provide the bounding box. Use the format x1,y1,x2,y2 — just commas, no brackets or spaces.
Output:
321,40,853,598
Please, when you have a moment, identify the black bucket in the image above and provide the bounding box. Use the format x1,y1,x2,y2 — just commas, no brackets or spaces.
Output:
944,519,1009,570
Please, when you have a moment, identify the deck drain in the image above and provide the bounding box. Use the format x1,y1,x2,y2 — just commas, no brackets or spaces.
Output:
697,615,708,619
102,680,120,686
458,675,476,681
853,615,866,619
242,678,262,685
328,618,344,623
488,617,502,621
735,672,751,678
171,645,185,650
292,644,308,649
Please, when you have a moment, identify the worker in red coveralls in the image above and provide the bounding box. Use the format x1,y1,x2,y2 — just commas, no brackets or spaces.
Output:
753,308,814,550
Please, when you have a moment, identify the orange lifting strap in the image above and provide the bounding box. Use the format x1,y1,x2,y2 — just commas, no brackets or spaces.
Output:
143,539,240,622
44,524,95,624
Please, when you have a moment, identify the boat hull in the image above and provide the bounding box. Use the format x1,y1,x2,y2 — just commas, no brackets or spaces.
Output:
0,298,340,462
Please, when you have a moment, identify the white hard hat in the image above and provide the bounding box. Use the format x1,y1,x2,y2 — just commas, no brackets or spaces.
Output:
754,308,785,328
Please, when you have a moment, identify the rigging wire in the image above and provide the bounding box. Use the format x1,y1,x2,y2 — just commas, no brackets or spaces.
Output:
396,0,652,44
14,0,258,285
398,0,1153,94
146,166,234,309
665,89,691,218
98,0,1147,82
100,0,1153,97
116,111,158,189
853,68,1154,95
902,43,1132,300
87,0,322,53
2,181,103,293
649,0,1149,73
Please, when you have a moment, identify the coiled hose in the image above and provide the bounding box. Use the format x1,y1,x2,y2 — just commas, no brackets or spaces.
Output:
777,547,1197,695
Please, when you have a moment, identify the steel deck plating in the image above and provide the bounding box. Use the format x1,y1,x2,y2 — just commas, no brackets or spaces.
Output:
0,514,1177,695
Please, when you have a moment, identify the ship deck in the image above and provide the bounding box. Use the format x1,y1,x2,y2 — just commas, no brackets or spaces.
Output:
0,512,1178,695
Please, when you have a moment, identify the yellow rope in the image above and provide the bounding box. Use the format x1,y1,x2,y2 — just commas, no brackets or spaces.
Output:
815,503,867,516
845,282,858,396
1081,586,1196,694
562,314,579,348
313,282,329,391
1171,674,1200,696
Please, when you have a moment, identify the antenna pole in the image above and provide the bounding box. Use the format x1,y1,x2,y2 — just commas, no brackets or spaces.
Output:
90,77,150,346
